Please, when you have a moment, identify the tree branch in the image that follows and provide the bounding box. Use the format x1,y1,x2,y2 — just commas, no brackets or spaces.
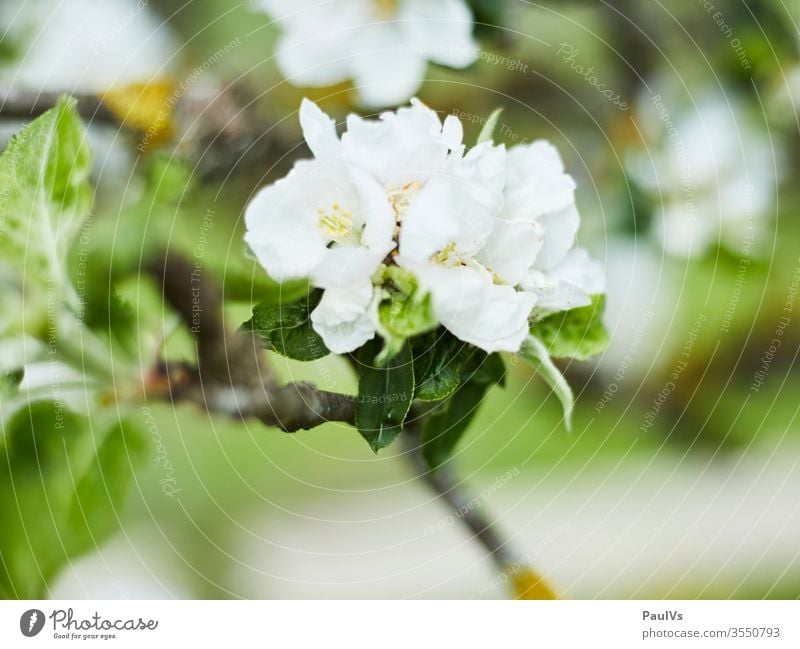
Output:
0,85,292,179
145,251,355,431
402,421,557,599
0,88,118,124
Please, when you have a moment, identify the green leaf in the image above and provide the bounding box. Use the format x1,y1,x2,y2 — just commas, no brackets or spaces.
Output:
421,380,488,468
355,340,414,452
412,333,466,401
520,335,574,431
65,418,148,557
477,108,503,144
530,295,609,361
0,96,92,297
376,266,437,365
412,335,505,467
0,402,147,598
242,290,329,361
463,349,507,387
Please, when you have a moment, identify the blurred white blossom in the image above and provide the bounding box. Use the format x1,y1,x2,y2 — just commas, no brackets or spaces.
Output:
245,99,603,353
627,92,779,257
0,0,176,93
256,0,477,107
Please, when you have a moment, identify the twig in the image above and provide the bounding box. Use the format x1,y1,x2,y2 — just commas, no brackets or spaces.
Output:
402,421,517,569
0,88,117,124
402,421,558,599
145,251,356,432
0,85,293,179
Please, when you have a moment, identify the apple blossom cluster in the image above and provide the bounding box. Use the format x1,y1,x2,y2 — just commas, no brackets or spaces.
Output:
255,0,477,107
245,99,604,355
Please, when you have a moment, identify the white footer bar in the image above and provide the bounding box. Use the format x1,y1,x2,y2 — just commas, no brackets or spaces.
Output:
1,600,797,648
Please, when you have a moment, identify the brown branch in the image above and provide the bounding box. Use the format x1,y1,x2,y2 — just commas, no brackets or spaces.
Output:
402,420,517,569
402,421,558,598
0,85,293,179
0,88,118,125
145,251,355,432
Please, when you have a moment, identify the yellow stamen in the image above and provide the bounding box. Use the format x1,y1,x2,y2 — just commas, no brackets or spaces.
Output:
388,182,422,221
432,241,458,266
317,203,355,243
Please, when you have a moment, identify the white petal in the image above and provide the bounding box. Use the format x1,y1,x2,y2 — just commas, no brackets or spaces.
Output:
550,248,605,295
503,141,581,270
341,97,459,186
256,0,327,28
399,0,477,68
476,219,544,286
523,272,590,314
522,249,603,314
244,163,328,281
350,23,427,107
441,114,465,149
245,159,388,282
400,142,506,261
402,260,536,352
346,165,395,253
310,282,376,354
300,98,340,160
311,245,383,291
504,141,576,221
531,204,581,271
273,29,352,87
263,0,371,86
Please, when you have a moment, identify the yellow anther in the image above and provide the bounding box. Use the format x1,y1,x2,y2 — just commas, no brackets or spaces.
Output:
317,202,356,243
388,181,422,222
432,241,458,266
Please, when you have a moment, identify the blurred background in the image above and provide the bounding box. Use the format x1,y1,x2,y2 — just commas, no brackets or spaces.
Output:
1,0,799,599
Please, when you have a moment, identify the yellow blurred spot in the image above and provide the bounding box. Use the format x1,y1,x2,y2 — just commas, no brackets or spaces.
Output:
374,0,399,18
510,565,558,600
100,79,177,150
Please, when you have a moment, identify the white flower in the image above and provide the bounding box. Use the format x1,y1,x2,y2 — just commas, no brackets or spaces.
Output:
245,98,459,353
256,0,477,107
246,98,603,355
627,92,779,257
0,0,176,93
483,141,604,314
396,142,539,352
